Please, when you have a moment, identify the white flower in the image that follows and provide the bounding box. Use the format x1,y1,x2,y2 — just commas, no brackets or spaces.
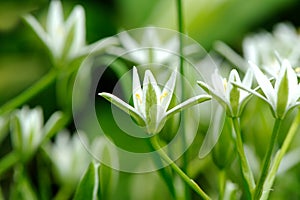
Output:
23,0,117,63
197,68,253,117
10,106,63,161
107,28,179,65
234,60,300,119
243,23,300,77
215,23,300,77
47,131,91,186
99,67,211,134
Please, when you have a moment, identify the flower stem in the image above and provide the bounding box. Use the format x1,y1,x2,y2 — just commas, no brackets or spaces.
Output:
218,169,226,200
231,117,255,198
254,118,282,200
0,70,57,115
150,136,211,200
176,0,190,199
261,111,300,200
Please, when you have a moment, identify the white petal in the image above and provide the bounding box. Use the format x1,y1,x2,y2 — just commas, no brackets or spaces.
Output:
242,68,253,88
249,61,276,106
284,60,299,105
160,70,177,112
227,69,241,98
165,94,211,118
99,92,144,124
47,0,65,57
231,81,269,105
23,15,50,48
143,70,161,102
132,67,144,116
65,5,86,58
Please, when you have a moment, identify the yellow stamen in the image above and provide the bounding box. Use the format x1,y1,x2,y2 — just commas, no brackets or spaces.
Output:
295,67,300,73
160,92,168,102
223,78,227,91
135,93,142,104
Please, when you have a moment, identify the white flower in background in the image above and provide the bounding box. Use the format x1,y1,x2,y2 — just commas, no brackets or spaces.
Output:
197,68,253,117
47,131,91,186
243,23,300,77
23,0,117,63
107,28,179,65
234,60,300,119
10,106,63,161
99,67,211,134
215,23,300,77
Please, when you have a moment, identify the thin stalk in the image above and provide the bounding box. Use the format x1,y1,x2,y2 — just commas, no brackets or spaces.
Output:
0,70,57,115
218,169,226,200
261,111,300,200
147,139,177,199
176,0,190,198
254,118,282,200
150,136,211,200
231,117,255,198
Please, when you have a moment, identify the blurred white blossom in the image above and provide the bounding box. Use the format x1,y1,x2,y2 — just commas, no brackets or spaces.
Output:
24,0,117,64
242,23,300,76
10,106,63,161
47,130,91,186
216,23,300,77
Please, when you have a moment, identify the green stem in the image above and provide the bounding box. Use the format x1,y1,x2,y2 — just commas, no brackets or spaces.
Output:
254,118,282,200
0,70,57,115
218,169,226,200
0,151,19,177
176,0,190,199
150,136,211,200
261,111,300,200
147,139,177,199
231,117,255,198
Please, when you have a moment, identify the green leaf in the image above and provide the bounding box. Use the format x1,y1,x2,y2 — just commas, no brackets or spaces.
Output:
73,162,100,200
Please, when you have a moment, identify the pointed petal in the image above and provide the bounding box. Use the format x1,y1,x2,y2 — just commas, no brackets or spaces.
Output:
197,81,230,109
249,61,276,106
23,15,50,47
231,81,270,105
284,60,299,105
65,5,86,59
165,94,211,118
160,70,177,112
242,68,254,88
132,67,144,116
46,0,65,58
227,69,241,98
99,92,144,125
143,70,161,101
